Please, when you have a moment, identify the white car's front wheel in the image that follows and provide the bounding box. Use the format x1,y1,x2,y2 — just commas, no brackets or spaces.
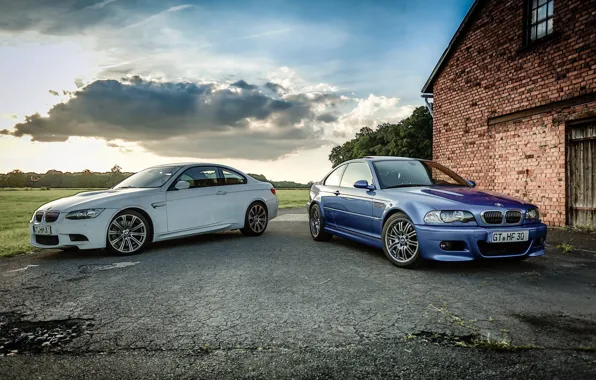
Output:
106,210,150,255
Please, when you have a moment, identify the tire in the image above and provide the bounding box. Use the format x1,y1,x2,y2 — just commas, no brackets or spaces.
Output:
106,210,151,255
240,202,268,236
309,203,332,242
382,212,423,268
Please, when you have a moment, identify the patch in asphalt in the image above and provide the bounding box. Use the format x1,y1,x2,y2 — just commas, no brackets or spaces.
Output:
78,262,140,273
0,312,93,355
7,265,39,273
271,214,308,222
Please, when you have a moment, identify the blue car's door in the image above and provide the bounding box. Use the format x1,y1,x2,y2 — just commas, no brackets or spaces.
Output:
333,162,375,236
318,164,346,227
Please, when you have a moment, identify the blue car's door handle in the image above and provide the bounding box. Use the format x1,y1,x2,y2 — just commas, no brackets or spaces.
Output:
334,190,340,196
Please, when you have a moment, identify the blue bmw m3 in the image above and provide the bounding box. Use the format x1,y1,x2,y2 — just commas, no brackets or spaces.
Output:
307,156,547,268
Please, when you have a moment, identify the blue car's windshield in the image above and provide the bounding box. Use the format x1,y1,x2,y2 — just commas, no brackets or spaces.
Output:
114,165,184,189
372,160,470,189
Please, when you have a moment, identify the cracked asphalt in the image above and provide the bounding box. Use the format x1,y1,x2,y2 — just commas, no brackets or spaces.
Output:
1,208,595,379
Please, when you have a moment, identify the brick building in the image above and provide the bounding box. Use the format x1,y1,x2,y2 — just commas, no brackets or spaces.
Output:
421,0,596,227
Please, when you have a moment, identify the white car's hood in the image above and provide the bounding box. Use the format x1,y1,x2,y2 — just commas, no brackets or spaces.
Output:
38,188,161,212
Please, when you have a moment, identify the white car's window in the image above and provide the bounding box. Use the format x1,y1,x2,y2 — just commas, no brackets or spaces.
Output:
221,169,247,185
324,165,345,186
114,165,183,189
178,167,219,189
340,162,373,188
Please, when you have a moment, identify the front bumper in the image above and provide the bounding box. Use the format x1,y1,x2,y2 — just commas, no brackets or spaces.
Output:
415,223,547,261
29,209,118,250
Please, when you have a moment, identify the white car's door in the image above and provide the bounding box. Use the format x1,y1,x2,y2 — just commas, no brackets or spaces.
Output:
166,166,225,232
216,168,253,224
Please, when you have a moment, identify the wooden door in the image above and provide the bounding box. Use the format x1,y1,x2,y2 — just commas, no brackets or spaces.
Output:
567,120,596,228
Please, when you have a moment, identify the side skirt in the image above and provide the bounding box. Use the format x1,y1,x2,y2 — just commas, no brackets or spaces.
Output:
154,223,238,242
324,226,384,250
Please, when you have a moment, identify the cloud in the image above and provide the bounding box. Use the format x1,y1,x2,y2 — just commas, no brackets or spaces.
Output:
332,94,417,138
264,82,286,95
0,0,116,35
86,0,117,10
227,28,293,42
2,77,338,160
120,4,194,30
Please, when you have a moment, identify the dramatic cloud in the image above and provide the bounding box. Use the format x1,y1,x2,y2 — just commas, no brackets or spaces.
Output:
2,77,341,160
0,0,117,34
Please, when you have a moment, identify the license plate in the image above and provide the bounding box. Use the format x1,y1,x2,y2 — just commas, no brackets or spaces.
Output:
33,225,52,235
490,230,528,243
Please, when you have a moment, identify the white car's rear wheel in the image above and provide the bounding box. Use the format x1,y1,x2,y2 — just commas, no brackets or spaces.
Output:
241,202,268,236
106,210,150,255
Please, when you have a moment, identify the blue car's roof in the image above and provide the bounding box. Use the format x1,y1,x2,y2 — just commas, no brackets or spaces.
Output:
357,156,429,162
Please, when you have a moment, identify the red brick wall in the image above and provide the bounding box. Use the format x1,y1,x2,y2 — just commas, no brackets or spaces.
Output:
432,0,596,225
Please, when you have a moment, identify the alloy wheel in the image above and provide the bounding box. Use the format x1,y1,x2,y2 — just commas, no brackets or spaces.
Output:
248,204,267,233
108,214,147,254
310,207,321,237
385,219,418,263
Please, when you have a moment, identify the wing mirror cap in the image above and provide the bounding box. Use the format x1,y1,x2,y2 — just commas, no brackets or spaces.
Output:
175,180,191,190
354,180,375,190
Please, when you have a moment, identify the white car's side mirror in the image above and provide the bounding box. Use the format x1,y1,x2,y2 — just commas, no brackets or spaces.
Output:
175,181,190,190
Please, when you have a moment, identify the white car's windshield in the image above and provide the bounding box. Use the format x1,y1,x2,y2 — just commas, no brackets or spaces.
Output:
373,160,470,189
114,165,183,189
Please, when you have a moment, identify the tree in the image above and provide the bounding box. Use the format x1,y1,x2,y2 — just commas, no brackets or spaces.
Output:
328,106,432,167
5,169,27,187
108,165,123,187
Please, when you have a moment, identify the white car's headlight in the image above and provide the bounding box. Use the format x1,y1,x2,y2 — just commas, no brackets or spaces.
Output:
525,208,540,221
424,210,475,223
65,209,105,220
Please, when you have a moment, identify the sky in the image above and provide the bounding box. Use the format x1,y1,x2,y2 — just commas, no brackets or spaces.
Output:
0,0,474,183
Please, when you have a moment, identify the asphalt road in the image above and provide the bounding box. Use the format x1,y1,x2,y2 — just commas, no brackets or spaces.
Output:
1,208,595,379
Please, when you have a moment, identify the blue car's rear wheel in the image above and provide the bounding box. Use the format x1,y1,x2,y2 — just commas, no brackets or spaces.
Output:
310,204,332,242
382,212,422,268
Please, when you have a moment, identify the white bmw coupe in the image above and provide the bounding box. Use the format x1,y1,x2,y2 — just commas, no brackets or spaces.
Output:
29,163,278,255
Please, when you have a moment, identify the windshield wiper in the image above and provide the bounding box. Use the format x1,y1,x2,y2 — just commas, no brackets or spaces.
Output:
383,184,431,189
115,186,138,189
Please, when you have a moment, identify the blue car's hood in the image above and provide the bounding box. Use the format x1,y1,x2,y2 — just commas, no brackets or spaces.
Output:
390,186,530,208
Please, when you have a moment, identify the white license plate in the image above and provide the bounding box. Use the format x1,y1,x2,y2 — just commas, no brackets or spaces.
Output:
33,225,52,235
490,230,529,243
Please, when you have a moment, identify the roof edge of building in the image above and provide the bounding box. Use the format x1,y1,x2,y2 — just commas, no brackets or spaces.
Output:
420,0,485,94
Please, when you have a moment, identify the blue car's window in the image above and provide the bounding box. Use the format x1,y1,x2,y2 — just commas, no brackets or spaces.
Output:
340,163,373,188
324,165,346,186
373,160,469,189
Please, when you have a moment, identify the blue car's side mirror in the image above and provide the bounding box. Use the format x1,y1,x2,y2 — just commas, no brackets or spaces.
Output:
354,180,375,191
466,180,476,188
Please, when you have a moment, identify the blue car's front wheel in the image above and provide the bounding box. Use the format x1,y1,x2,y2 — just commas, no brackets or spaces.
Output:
382,212,423,268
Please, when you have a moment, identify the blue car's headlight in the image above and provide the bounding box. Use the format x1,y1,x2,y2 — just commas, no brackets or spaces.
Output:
424,210,475,223
65,209,105,220
525,208,540,221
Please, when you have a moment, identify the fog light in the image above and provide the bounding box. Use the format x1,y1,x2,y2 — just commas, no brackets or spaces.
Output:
440,241,452,250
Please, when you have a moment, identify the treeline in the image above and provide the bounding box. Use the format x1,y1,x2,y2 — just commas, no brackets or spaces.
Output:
328,106,432,167
0,167,132,189
247,174,312,189
0,167,311,189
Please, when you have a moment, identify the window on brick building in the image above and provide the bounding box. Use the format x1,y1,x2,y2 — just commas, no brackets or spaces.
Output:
527,0,554,43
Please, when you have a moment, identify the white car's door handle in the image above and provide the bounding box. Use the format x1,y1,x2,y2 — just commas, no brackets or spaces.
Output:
216,191,227,195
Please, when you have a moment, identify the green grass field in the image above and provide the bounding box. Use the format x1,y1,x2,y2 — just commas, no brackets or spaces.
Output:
0,188,309,257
